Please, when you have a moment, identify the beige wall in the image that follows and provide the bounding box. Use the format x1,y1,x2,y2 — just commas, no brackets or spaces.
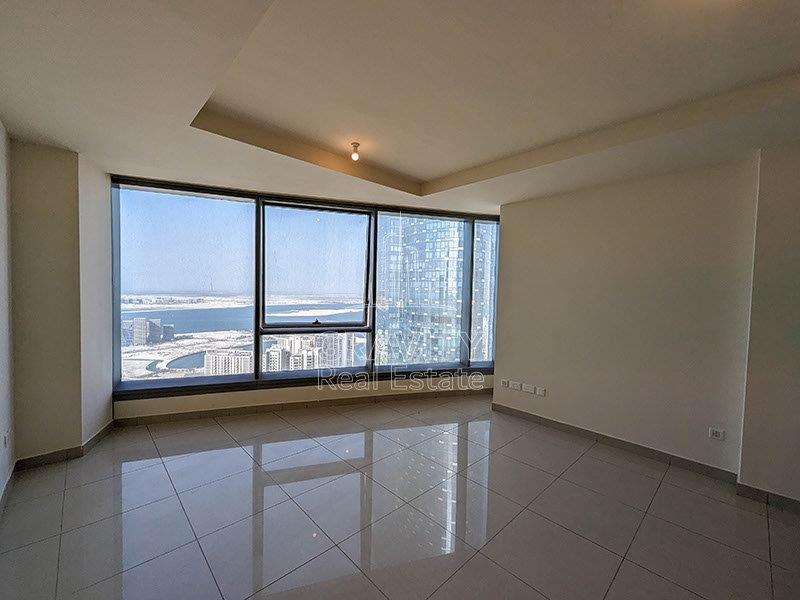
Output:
494,159,759,472
739,144,800,500
0,120,13,495
10,141,83,458
78,156,113,443
115,374,493,419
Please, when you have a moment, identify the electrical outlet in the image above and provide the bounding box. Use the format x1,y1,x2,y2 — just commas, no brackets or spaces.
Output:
509,380,521,391
708,426,725,441
535,386,547,397
500,379,509,388
522,383,536,394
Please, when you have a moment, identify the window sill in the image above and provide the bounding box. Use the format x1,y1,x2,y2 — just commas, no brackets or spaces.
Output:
113,366,494,401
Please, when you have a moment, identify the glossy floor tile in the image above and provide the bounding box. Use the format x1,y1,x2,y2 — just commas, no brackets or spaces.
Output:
199,500,334,600
3,393,791,600
605,560,702,599
0,491,62,552
361,449,453,501
252,546,384,599
62,463,175,531
562,454,661,510
585,442,669,480
428,552,545,599
408,431,491,472
0,536,59,600
459,417,529,450
72,542,221,600
648,482,769,559
239,426,320,465
773,565,800,600
164,446,257,492
57,496,195,596
498,428,588,475
179,466,290,536
5,461,66,505
339,505,476,599
216,412,292,442
262,445,355,497
463,452,555,505
319,430,405,469
769,513,800,572
529,478,644,554
344,404,404,428
66,442,162,488
154,424,238,461
294,471,404,542
373,416,445,447
663,465,767,515
627,515,771,600
482,509,621,600
410,475,522,548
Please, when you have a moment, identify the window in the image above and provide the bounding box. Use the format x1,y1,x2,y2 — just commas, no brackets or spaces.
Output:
263,205,370,326
113,179,498,393
375,213,466,366
470,221,499,364
118,187,254,381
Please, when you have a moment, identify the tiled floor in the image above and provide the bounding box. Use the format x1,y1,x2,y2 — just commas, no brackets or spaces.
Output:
1,394,797,599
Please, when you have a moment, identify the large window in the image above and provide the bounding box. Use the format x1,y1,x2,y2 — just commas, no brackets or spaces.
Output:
376,213,466,366
114,180,498,391
470,221,499,364
263,205,370,326
118,187,254,381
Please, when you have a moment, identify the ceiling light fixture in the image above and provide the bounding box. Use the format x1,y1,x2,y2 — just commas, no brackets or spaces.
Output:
350,142,360,161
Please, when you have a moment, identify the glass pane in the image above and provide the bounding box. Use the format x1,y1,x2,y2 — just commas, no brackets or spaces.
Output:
260,333,368,372
264,205,369,324
119,187,254,381
470,221,499,363
375,213,465,366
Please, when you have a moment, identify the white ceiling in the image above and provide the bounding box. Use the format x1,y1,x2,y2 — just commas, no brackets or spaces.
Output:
2,0,800,214
211,0,800,180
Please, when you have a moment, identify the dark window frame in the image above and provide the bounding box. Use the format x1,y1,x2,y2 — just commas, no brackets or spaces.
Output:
111,175,498,400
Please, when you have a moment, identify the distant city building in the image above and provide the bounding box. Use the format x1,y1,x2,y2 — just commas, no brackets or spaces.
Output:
129,317,173,346
376,215,465,365
263,347,290,371
316,333,355,368
204,349,253,376
260,334,359,373
289,347,321,370
121,320,134,346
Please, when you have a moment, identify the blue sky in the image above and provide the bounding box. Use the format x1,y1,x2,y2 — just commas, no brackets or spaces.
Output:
120,189,366,296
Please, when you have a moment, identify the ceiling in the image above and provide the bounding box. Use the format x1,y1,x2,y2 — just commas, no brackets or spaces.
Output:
2,1,800,213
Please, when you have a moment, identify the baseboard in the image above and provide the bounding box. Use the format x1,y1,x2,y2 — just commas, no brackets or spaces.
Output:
491,403,739,484
116,388,489,427
14,420,115,472
737,483,800,513
82,421,116,454
0,472,11,515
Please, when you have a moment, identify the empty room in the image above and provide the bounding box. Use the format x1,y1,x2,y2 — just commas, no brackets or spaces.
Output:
0,2,798,599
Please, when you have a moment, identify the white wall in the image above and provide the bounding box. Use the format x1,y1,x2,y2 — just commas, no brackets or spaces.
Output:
0,120,13,496
494,159,759,472
78,156,113,443
10,141,83,458
739,143,800,500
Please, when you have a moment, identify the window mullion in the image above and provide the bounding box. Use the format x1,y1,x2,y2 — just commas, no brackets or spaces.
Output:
367,209,379,372
459,217,475,367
